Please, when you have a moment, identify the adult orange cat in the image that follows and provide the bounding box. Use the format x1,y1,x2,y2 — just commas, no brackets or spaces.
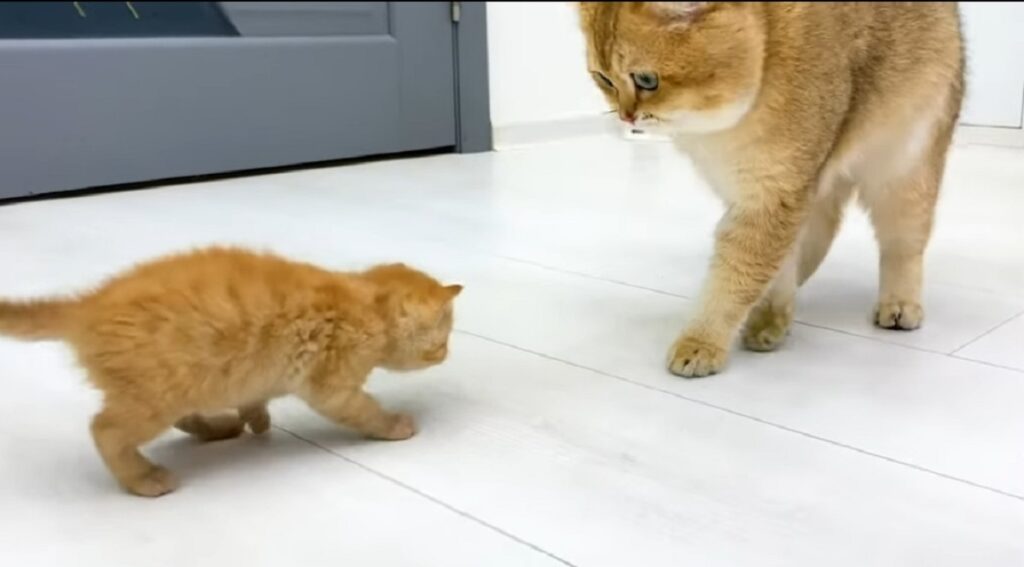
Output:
0,247,462,496
576,2,964,376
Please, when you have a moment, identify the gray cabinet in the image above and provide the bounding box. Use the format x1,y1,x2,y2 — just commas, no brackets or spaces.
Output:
0,2,490,199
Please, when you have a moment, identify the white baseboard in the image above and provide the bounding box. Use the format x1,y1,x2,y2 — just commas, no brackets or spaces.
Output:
954,124,1024,148
493,117,1024,150
492,114,620,149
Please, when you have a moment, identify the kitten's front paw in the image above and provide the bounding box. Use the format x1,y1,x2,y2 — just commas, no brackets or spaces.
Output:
125,466,179,498
376,413,417,441
875,301,923,330
667,336,728,378
743,301,793,352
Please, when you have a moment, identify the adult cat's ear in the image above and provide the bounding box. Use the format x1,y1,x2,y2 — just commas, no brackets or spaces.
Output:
574,2,601,24
644,2,710,23
443,284,464,300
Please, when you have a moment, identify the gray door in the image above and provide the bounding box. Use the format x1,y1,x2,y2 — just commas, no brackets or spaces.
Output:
0,2,460,199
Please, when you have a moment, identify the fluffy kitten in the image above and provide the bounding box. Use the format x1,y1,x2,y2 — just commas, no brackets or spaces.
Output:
576,2,964,376
0,247,462,496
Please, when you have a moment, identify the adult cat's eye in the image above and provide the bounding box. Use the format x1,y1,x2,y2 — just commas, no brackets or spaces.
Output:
592,71,615,90
632,72,659,91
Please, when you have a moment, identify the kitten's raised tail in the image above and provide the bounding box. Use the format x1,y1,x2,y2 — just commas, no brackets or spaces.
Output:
0,298,77,341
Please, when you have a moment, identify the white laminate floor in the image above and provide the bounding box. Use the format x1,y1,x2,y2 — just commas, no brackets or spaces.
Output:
0,137,1022,566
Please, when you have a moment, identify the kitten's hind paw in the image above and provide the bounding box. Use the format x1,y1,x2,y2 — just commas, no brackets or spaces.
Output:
375,413,417,441
240,404,272,435
124,466,179,498
175,412,245,442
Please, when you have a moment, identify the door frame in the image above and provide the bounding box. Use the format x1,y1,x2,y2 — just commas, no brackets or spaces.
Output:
453,2,492,153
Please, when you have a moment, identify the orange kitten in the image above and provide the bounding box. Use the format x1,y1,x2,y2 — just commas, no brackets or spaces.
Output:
576,3,963,376
0,247,462,497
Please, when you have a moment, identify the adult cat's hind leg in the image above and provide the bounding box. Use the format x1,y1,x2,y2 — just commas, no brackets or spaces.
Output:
742,250,798,352
862,138,947,331
92,401,177,497
175,410,246,442
743,177,854,352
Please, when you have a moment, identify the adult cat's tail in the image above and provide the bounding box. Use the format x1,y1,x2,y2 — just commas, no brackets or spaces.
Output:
0,298,77,341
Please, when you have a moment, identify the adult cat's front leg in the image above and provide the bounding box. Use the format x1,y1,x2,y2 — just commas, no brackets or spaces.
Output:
668,172,809,378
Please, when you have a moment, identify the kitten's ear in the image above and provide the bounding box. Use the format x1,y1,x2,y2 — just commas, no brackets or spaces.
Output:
374,288,391,308
375,289,409,316
443,284,464,300
644,2,710,23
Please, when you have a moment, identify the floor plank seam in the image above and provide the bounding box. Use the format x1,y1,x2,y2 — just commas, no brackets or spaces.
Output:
454,330,1024,503
946,354,1024,375
789,321,948,355
473,250,1014,363
949,309,1024,356
492,253,692,299
274,426,579,567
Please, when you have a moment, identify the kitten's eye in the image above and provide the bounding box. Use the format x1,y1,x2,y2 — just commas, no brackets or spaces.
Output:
632,72,659,91
423,343,447,362
592,71,616,90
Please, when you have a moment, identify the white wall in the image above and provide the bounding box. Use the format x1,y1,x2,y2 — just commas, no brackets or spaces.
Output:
486,2,608,145
960,3,1024,129
485,3,1024,146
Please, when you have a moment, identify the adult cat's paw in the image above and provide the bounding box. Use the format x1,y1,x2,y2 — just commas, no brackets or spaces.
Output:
377,413,417,441
875,301,923,330
667,336,728,378
743,301,793,352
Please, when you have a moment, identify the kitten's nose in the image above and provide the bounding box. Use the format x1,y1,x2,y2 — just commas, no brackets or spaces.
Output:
620,111,636,124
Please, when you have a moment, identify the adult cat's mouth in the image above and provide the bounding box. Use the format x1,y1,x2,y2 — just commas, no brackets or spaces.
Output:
631,113,665,131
